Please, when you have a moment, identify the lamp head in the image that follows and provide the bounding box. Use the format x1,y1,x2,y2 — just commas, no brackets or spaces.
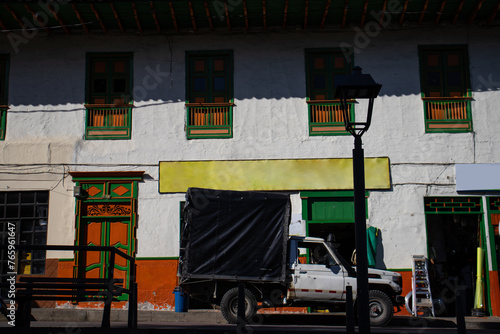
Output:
334,66,382,99
334,67,382,137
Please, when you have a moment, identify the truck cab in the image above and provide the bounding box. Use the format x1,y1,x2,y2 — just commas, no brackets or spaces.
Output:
287,236,403,326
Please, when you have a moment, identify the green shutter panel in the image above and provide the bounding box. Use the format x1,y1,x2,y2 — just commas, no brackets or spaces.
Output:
190,57,210,103
90,57,110,104
422,50,445,98
443,50,466,98
212,55,230,103
309,54,328,100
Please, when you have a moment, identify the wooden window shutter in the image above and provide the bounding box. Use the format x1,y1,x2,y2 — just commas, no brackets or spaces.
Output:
88,54,131,105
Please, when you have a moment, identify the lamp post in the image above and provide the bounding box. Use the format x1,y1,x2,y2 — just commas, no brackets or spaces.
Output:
335,66,382,334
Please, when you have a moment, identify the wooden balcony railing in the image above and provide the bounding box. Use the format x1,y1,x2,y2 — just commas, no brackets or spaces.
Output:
188,105,231,126
308,100,354,135
422,97,472,132
186,103,233,138
85,105,132,139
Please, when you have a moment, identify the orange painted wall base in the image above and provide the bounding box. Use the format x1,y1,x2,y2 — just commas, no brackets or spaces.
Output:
57,258,179,309
136,258,178,309
489,271,500,317
56,261,436,317
394,271,412,316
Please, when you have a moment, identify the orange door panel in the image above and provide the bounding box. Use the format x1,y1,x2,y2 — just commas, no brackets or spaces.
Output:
78,200,135,292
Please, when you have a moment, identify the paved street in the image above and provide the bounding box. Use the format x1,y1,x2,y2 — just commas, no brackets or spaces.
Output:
2,309,500,333
1,322,500,334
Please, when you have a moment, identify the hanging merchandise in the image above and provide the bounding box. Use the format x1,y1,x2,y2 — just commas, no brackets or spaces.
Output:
366,226,379,268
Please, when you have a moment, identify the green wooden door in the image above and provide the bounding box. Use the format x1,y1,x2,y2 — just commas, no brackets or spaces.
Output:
74,179,138,299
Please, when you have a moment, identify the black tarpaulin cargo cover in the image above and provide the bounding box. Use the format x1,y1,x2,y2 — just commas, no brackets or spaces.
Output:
179,188,290,283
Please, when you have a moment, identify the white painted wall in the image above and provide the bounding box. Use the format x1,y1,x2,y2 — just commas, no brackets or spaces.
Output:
1,26,499,268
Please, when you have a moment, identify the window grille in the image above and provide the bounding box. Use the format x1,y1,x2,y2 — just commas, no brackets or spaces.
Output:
0,191,49,278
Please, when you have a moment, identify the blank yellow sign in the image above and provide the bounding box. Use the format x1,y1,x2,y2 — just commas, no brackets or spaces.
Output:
159,158,390,193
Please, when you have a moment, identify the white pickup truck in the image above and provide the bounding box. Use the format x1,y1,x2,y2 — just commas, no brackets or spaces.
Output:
178,188,404,326
286,235,403,326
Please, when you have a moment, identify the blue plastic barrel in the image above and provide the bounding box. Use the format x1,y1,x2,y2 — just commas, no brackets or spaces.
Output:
173,286,188,312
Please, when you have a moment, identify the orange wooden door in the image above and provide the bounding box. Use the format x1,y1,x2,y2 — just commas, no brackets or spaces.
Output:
80,201,134,292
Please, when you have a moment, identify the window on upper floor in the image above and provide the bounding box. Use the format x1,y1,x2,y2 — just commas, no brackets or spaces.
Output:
85,53,133,140
0,55,9,141
305,49,353,136
185,51,233,139
418,45,472,133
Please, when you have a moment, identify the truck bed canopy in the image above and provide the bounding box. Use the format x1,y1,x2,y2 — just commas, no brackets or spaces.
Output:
179,188,290,283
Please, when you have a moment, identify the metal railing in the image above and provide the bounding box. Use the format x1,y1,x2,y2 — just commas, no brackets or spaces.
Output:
0,244,137,328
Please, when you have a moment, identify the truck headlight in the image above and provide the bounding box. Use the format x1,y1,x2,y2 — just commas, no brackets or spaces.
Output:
393,275,402,290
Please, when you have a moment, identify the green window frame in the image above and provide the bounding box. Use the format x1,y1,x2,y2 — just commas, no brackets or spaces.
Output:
424,196,496,315
305,49,353,136
0,54,9,141
418,45,472,133
301,191,356,224
185,50,233,139
85,53,133,140
488,197,500,244
424,196,482,214
487,196,500,269
301,191,369,263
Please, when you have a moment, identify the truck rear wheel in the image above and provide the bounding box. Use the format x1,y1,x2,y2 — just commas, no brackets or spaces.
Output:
220,287,257,324
369,290,393,327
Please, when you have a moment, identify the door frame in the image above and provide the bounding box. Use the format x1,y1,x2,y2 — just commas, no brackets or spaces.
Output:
424,196,491,314
70,171,143,299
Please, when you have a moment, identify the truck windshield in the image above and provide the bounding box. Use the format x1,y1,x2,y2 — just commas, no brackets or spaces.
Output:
297,242,337,267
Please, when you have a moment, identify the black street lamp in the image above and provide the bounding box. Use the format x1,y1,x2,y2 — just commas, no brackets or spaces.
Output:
335,66,382,334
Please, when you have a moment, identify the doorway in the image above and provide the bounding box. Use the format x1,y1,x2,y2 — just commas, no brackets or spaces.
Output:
301,191,358,265
426,214,480,315
79,200,134,286
307,222,355,265
71,172,142,296
424,196,484,316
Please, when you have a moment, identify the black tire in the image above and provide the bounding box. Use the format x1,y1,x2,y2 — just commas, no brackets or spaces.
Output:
369,290,393,327
220,287,257,324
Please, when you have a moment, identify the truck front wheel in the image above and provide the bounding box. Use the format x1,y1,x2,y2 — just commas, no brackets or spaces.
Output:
220,287,257,324
369,290,393,327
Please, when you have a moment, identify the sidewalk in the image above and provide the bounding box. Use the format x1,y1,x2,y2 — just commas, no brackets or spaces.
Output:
2,308,500,330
